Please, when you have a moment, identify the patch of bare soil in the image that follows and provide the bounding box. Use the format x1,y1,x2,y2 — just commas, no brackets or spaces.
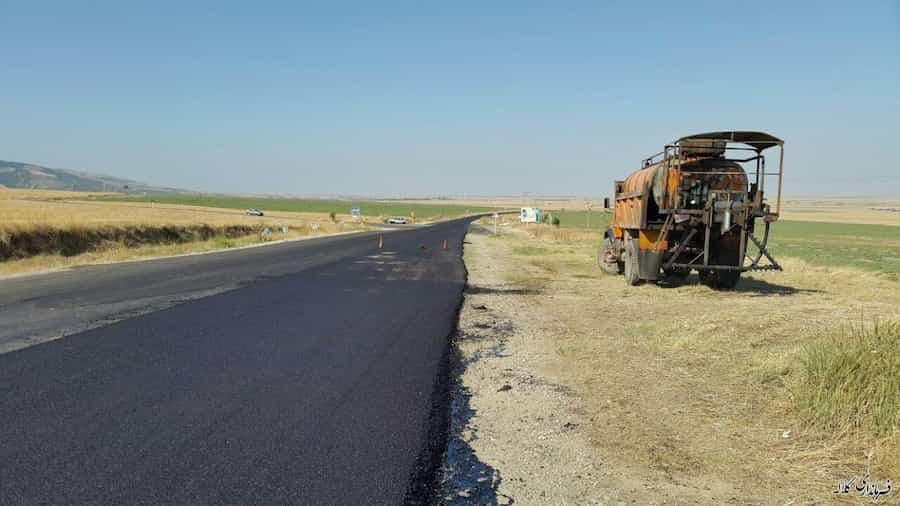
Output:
443,223,900,505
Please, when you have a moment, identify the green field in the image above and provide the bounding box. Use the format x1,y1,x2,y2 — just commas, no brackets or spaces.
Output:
553,210,612,230
767,220,900,275
85,195,499,219
550,211,900,275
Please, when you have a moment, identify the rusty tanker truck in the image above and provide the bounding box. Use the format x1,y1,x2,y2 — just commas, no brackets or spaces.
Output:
598,131,784,289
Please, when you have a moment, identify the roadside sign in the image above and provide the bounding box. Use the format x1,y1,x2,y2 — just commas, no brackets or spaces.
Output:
520,207,539,224
351,207,361,219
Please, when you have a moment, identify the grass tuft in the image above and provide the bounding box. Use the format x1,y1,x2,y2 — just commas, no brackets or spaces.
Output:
794,319,900,437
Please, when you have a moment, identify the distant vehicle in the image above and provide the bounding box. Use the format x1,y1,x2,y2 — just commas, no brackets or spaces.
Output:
245,208,264,216
385,216,408,225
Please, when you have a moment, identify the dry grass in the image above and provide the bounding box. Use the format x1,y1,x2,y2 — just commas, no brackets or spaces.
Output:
780,197,900,226
795,320,900,437
0,227,359,277
0,189,372,275
0,223,257,260
0,188,115,200
484,222,900,503
1,189,355,228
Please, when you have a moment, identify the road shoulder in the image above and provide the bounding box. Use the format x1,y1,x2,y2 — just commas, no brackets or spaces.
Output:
443,222,900,504
441,225,699,504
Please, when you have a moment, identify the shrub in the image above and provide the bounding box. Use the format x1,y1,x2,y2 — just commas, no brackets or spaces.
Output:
551,216,561,227
0,224,256,261
329,211,336,222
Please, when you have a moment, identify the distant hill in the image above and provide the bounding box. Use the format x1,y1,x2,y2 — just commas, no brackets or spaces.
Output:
0,160,191,194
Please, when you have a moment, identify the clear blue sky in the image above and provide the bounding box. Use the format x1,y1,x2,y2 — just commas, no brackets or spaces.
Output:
1,1,898,196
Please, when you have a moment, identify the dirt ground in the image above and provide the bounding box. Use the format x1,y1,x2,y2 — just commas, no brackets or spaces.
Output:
444,222,900,505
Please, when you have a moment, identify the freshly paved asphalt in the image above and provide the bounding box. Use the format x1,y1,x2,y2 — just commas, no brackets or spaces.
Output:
0,218,473,505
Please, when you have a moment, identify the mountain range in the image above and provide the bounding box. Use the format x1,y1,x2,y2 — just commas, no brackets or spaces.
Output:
0,160,190,194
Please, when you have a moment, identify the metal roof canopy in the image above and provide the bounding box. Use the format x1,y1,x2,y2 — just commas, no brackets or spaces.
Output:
677,131,783,151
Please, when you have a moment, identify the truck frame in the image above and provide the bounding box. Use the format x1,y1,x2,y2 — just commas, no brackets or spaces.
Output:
599,131,784,288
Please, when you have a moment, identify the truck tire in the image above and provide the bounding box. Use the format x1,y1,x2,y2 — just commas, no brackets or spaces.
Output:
703,238,743,289
717,270,741,289
597,236,623,275
700,269,741,289
623,236,641,286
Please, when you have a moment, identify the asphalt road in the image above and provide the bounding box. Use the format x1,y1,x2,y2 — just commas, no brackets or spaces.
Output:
0,218,473,505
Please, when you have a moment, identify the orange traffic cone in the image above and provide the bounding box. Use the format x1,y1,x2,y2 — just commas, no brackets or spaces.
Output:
442,239,449,251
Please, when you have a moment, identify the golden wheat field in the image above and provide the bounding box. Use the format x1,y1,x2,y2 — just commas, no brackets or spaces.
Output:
1,189,350,228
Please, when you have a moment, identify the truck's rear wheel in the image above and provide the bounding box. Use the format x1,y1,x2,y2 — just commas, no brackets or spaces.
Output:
623,237,641,286
597,236,623,275
717,270,741,289
703,238,743,289
700,269,741,289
